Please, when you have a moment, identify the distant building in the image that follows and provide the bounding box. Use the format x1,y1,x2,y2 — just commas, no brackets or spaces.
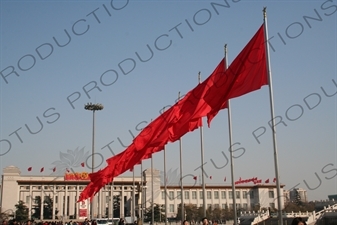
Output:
1,166,285,220
328,194,337,201
287,188,308,203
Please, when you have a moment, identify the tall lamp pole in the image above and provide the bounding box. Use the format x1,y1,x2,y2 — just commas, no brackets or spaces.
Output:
85,102,104,219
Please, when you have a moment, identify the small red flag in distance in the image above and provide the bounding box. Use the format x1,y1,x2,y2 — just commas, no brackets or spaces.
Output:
53,167,56,172
66,168,70,172
224,177,226,182
210,176,212,180
40,167,44,172
273,177,277,182
265,179,269,183
28,167,32,171
193,176,197,180
81,162,85,167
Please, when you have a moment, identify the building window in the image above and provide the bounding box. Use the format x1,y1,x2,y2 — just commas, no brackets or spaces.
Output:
184,191,189,200
162,191,165,200
169,191,174,200
26,196,30,204
269,190,274,198
269,203,275,209
243,203,248,210
177,191,181,199
229,204,233,210
169,204,174,213
214,191,219,199
250,191,254,199
236,191,240,199
207,191,212,199
222,204,226,209
229,191,233,199
221,191,226,199
214,204,219,209
106,196,110,202
192,191,197,199
236,203,241,209
199,191,203,199
207,204,212,209
243,191,248,199
55,196,58,204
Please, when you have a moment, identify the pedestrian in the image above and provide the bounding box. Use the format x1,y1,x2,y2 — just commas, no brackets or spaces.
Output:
201,218,208,225
291,217,307,225
118,218,124,225
182,220,189,225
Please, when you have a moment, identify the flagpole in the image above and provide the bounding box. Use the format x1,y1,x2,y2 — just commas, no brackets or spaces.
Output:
178,92,185,222
263,7,283,225
225,45,238,225
141,161,144,225
111,181,114,219
163,108,168,225
198,73,206,217
132,166,135,222
151,155,154,225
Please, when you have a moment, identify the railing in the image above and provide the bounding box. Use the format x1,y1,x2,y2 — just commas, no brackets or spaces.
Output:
239,203,337,225
306,203,337,225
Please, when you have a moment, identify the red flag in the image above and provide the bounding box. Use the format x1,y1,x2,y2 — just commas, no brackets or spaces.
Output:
78,24,268,202
27,167,32,171
81,162,85,167
209,176,212,180
265,179,269,183
206,24,268,126
193,176,197,180
273,177,276,182
53,167,56,172
40,167,44,173
224,177,226,182
66,168,70,173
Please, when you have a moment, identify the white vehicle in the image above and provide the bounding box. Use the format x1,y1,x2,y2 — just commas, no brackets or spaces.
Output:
94,219,108,225
107,218,120,225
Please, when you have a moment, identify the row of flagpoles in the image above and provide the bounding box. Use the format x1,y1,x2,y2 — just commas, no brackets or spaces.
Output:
77,8,283,225
27,162,85,173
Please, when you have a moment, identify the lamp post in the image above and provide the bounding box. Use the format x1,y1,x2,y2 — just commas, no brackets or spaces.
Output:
85,102,104,219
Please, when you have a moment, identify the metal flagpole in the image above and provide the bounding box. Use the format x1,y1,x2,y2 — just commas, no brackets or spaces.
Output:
163,107,168,225
132,166,135,222
111,181,114,219
151,155,154,225
198,72,206,217
263,7,283,225
225,45,238,225
141,161,144,225
178,92,185,221
164,145,168,225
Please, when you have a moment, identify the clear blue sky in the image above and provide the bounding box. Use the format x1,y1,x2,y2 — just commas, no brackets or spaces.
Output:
0,0,336,202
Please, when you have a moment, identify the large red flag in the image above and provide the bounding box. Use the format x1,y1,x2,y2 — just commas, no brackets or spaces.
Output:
78,24,268,202
206,24,268,125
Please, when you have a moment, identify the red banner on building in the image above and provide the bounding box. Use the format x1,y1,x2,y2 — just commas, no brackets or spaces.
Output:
64,172,89,180
79,200,88,219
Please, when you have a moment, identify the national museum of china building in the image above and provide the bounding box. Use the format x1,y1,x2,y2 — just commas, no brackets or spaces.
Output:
1,166,285,220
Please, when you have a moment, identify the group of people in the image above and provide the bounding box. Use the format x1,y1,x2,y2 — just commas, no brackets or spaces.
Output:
3,216,307,225
3,218,99,225
181,217,307,225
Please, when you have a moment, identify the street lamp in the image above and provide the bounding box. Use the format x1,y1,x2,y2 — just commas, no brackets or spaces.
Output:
85,102,104,219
